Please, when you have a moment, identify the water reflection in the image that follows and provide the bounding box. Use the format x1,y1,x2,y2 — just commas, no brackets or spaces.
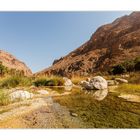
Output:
84,89,108,101
64,86,73,91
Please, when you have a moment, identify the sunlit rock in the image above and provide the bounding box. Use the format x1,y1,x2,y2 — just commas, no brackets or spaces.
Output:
115,78,128,83
81,76,108,90
10,90,34,101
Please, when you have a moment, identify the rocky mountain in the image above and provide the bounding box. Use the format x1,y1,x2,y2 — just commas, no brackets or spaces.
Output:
0,50,32,76
37,12,140,77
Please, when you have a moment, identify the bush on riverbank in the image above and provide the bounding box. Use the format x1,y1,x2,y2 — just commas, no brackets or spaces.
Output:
109,57,140,75
0,76,32,88
33,76,65,87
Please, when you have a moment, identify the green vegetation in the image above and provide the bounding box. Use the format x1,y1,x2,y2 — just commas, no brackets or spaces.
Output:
53,89,140,128
0,76,32,88
33,76,65,87
116,84,140,95
0,90,10,106
109,57,140,75
110,64,126,75
0,61,8,77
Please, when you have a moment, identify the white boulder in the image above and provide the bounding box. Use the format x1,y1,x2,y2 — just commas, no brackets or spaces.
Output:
10,90,34,101
81,76,108,90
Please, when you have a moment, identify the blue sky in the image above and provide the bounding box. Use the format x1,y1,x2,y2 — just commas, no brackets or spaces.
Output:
0,11,131,73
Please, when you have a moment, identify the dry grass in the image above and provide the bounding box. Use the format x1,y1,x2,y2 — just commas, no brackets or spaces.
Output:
0,89,10,106
129,72,140,84
71,76,87,85
116,84,140,95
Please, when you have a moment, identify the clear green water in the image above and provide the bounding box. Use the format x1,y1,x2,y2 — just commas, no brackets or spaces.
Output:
52,87,140,128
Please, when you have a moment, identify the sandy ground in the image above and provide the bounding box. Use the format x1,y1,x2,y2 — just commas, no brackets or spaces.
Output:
0,95,84,128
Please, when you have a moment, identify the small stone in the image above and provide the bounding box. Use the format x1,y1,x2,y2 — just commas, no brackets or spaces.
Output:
115,78,128,83
70,112,78,117
37,90,49,95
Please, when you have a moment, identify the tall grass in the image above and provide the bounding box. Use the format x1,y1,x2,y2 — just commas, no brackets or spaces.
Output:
0,90,10,106
71,76,87,85
0,76,32,88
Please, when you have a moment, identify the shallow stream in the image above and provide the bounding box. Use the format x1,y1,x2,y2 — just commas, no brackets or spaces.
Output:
50,86,140,128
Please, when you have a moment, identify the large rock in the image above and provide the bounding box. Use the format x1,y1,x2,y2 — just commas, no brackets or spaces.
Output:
81,76,108,90
10,90,34,101
115,78,128,83
63,77,73,86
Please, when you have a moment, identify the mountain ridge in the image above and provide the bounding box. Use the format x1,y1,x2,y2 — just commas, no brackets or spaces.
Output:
0,50,32,76
37,12,140,77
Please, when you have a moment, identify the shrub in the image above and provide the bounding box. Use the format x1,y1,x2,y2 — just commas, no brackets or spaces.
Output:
111,64,126,75
135,57,140,71
0,76,32,88
33,76,64,87
123,60,135,72
109,57,140,75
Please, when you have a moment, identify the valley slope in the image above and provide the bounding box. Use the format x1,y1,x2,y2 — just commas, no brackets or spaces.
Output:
0,50,32,76
37,12,140,77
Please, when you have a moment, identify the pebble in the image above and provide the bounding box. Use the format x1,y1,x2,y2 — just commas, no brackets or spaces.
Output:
70,112,78,117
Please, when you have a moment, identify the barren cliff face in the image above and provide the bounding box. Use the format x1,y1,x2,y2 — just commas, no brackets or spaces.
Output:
0,50,32,76
37,12,140,77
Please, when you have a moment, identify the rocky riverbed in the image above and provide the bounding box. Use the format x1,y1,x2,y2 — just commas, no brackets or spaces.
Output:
0,86,140,128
